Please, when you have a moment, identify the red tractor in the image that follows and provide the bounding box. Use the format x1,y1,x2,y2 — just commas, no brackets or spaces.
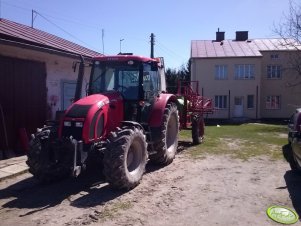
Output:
26,55,213,189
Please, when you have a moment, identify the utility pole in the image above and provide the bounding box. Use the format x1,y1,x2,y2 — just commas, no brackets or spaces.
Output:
0,0,2,19
150,33,155,58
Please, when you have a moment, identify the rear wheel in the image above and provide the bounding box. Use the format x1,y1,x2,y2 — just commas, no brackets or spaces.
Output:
192,115,205,145
103,126,148,190
149,103,179,165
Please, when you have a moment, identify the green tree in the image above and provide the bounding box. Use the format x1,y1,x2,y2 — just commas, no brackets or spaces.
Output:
165,60,191,94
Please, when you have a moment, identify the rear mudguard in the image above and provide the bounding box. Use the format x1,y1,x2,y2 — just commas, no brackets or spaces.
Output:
148,93,178,127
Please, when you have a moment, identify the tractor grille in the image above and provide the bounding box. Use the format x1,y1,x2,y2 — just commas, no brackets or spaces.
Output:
62,122,83,140
66,104,91,118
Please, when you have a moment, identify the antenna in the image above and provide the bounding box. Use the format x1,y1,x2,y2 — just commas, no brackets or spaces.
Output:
102,29,105,55
31,10,37,28
120,38,124,54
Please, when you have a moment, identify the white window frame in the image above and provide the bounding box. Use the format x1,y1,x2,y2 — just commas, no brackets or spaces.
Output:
267,65,282,79
235,64,255,80
265,95,281,109
215,65,228,80
215,95,227,109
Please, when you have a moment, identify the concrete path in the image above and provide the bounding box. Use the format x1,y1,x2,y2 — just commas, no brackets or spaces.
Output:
0,155,28,181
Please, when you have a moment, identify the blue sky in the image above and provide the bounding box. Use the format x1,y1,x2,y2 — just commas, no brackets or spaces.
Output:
0,0,291,69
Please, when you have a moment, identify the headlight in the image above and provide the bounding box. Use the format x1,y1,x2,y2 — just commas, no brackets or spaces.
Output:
64,121,71,127
75,122,84,127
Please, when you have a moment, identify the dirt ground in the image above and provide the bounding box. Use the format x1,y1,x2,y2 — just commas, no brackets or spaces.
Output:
0,146,300,226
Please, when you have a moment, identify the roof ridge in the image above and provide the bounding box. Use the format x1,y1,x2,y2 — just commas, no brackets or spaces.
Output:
191,38,300,58
0,18,101,57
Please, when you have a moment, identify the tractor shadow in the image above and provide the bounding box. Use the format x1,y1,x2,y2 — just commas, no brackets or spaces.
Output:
282,144,301,217
177,140,194,153
144,140,194,173
0,172,126,214
0,140,195,213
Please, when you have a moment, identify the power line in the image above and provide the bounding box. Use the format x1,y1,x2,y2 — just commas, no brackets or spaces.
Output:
156,39,187,61
34,11,99,51
2,1,29,12
3,1,101,29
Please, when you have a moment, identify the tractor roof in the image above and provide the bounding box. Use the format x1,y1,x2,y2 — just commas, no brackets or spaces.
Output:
93,55,159,63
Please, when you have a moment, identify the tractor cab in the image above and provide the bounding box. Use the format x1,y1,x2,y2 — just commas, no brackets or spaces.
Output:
88,55,165,122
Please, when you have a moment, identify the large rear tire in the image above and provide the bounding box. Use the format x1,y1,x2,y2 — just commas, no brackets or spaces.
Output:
26,127,71,183
103,126,148,190
192,114,205,145
149,102,179,165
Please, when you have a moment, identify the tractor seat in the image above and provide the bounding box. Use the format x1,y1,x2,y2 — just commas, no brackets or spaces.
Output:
123,86,139,100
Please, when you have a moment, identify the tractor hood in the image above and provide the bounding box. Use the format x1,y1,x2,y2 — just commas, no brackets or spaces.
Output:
62,92,124,143
65,92,122,118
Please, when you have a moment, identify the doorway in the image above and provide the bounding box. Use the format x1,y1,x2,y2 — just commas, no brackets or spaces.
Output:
234,96,244,117
61,80,76,110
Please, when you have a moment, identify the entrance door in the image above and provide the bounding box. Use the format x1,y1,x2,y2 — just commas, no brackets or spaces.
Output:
234,96,244,117
61,81,76,110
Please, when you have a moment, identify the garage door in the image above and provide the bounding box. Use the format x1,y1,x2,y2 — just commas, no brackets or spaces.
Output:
0,55,47,155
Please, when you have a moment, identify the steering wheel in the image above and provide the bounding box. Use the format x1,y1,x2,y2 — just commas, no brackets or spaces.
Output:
116,85,127,92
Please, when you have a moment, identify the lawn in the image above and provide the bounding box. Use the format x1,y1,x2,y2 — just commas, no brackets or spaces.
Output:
179,123,288,160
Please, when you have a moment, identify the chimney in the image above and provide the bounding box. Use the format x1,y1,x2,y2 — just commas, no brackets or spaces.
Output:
216,28,225,42
235,31,248,41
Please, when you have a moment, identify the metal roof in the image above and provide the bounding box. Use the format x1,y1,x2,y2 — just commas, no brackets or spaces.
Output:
191,38,300,58
0,18,102,58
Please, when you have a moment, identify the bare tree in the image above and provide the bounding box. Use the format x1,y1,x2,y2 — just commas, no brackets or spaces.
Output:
274,0,301,86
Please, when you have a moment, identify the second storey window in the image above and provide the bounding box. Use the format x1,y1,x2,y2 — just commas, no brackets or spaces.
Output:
267,65,282,79
235,64,255,79
215,65,228,80
215,95,227,109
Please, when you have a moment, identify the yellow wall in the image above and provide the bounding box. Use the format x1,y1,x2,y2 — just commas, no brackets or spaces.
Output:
191,57,261,119
260,51,301,118
191,51,301,119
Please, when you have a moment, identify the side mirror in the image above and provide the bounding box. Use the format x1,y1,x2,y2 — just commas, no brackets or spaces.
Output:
151,62,158,71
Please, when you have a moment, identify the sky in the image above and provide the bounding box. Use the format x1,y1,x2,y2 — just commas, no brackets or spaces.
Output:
0,0,292,69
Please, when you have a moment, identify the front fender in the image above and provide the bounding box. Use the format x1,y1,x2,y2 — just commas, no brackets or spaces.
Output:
148,93,177,127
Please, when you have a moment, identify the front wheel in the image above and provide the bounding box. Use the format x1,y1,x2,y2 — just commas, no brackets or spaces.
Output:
26,127,71,183
103,126,148,190
192,115,205,145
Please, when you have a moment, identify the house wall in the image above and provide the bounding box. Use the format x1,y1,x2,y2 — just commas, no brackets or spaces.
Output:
191,57,262,119
260,51,301,118
0,44,91,119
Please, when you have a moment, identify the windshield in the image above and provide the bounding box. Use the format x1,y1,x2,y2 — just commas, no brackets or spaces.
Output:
89,61,140,100
89,60,160,100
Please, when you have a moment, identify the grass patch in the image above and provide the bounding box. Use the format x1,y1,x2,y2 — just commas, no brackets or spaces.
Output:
98,201,133,220
180,123,288,160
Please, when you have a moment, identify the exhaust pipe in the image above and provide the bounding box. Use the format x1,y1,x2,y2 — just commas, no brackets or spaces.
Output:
74,55,85,102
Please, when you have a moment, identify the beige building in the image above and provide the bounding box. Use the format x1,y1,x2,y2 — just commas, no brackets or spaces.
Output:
190,31,301,120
